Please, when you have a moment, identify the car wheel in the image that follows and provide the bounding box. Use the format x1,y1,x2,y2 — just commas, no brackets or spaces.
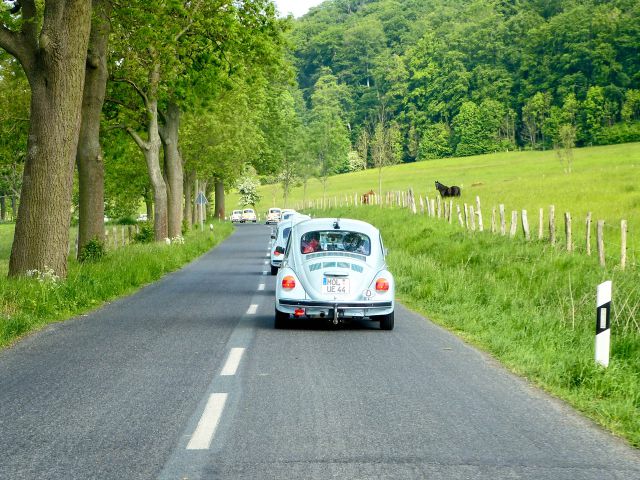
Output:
377,311,395,331
275,308,289,329
271,264,278,275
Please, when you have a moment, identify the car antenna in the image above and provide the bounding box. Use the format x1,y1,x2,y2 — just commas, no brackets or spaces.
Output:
333,218,340,229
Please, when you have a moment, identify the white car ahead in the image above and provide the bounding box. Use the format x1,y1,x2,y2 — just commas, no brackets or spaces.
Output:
270,214,310,275
266,208,281,225
275,217,395,330
230,210,243,223
280,209,298,222
241,208,257,223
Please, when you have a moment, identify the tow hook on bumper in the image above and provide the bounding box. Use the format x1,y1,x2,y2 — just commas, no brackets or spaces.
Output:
332,303,339,325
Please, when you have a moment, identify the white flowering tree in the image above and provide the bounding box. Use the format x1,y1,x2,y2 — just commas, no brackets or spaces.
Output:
237,169,261,208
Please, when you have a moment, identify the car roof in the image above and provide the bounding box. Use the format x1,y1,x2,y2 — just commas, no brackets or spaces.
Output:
292,217,379,237
278,214,310,228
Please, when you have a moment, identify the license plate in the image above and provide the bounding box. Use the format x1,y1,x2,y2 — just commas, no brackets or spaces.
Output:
322,277,350,295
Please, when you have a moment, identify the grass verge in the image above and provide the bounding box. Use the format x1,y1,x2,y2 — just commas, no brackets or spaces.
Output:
316,206,640,448
0,223,234,349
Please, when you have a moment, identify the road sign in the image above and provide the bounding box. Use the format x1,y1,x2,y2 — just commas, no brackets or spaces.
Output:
195,192,208,205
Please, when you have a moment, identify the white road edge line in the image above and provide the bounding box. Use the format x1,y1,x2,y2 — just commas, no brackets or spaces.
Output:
247,304,258,315
258,284,265,291
186,393,228,450
220,348,245,376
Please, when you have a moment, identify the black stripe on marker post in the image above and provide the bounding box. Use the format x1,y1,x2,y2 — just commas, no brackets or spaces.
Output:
596,301,611,335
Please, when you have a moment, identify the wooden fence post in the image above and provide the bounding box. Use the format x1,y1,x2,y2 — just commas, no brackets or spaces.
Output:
464,203,469,229
538,208,544,240
565,212,573,252
419,196,425,214
457,205,464,227
430,199,435,218
509,211,518,238
621,220,627,270
499,204,506,235
491,207,496,233
112,226,118,249
597,220,605,267
449,200,453,224
436,196,442,218
469,205,476,231
522,210,530,240
549,205,556,245
585,212,592,255
476,196,483,232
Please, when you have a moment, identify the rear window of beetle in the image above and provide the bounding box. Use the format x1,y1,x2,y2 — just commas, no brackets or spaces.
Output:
300,231,371,256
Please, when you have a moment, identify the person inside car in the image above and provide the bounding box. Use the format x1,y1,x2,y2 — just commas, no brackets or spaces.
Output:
301,232,320,254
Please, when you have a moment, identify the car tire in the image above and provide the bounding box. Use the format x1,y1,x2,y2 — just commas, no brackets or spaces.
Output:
275,308,289,329
377,311,395,331
271,264,278,275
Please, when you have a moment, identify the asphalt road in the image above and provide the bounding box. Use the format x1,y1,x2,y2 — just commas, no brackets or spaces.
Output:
1,223,639,480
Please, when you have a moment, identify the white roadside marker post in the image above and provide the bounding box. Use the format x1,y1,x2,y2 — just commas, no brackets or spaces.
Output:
595,280,612,368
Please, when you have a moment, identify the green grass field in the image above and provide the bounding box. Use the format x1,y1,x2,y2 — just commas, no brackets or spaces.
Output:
233,143,640,265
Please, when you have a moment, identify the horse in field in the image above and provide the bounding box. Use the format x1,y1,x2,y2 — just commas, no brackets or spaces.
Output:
435,180,461,197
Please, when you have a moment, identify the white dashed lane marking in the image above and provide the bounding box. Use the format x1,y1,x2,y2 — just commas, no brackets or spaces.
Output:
186,393,228,450
220,348,245,376
246,304,258,315
258,284,265,291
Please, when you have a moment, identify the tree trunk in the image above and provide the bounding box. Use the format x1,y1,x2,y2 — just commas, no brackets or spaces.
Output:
10,195,16,220
214,178,225,220
183,169,195,228
126,63,167,242
193,178,199,227
204,179,213,219
144,187,153,220
0,196,6,221
77,0,112,255
159,101,184,238
8,4,93,277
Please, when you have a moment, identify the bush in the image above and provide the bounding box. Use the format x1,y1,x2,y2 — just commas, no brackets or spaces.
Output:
134,222,154,243
78,238,106,263
116,217,137,225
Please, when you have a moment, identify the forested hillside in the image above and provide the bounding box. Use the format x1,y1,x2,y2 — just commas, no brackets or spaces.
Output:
291,0,640,162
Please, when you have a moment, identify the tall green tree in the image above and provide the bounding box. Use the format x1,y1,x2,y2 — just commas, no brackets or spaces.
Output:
308,70,351,201
1,0,93,277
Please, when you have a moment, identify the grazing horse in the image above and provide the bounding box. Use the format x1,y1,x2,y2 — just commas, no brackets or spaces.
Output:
361,190,375,204
435,180,461,197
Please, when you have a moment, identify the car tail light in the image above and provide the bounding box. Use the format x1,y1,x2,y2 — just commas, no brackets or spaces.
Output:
294,308,305,317
375,278,390,292
282,276,296,289
273,249,282,257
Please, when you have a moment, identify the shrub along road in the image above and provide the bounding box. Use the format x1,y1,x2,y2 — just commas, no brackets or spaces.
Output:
0,224,638,479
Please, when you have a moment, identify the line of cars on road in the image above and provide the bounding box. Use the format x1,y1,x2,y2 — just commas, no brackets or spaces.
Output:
268,210,396,330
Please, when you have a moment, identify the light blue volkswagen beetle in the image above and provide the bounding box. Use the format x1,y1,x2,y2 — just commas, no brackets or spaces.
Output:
275,218,395,330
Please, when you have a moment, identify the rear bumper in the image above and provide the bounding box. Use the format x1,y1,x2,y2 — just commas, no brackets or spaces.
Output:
277,299,393,319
